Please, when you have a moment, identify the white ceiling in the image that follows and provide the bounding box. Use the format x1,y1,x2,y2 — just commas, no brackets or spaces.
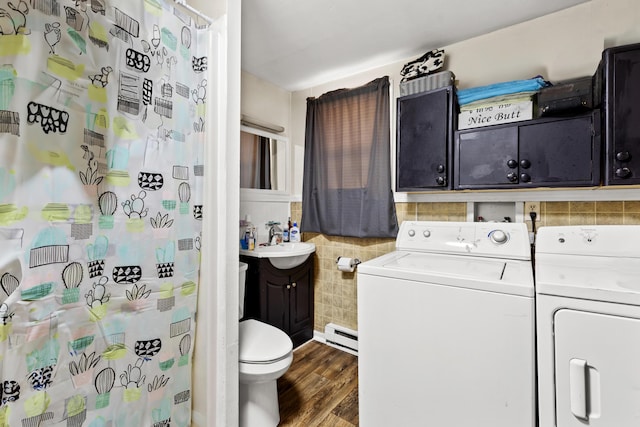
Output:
241,0,589,91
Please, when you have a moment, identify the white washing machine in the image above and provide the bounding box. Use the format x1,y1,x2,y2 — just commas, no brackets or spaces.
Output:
357,221,535,427
536,225,640,427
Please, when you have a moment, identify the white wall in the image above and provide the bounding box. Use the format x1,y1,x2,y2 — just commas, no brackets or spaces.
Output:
241,70,292,136
289,0,640,197
240,71,293,224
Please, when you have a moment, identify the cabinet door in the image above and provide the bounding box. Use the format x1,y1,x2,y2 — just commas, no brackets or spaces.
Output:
519,113,599,187
455,126,518,188
396,87,453,191
288,261,314,346
603,45,640,184
259,267,288,332
554,309,640,426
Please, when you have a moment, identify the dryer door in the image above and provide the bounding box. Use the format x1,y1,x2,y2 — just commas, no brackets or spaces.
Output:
554,309,640,426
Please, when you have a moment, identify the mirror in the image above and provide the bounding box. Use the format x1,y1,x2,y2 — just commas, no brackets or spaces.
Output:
240,125,288,192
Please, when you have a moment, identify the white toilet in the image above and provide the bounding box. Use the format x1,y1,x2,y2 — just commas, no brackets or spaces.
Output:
239,262,293,427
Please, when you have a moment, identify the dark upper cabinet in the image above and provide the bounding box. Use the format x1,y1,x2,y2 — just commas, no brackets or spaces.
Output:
519,115,600,185
240,255,314,348
396,86,456,191
456,126,517,188
454,111,601,189
598,43,640,185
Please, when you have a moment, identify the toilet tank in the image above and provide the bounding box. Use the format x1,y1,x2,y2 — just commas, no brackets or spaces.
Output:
239,262,248,319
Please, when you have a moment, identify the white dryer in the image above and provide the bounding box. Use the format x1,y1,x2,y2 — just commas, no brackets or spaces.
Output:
536,225,640,427
357,221,535,427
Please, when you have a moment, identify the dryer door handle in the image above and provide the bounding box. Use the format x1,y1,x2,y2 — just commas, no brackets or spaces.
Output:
569,358,588,421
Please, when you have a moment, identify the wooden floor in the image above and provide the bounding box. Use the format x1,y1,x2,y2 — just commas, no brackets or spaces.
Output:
278,340,359,426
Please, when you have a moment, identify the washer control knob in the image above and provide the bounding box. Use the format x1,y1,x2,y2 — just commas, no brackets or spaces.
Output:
490,230,508,244
408,229,415,237
423,230,431,238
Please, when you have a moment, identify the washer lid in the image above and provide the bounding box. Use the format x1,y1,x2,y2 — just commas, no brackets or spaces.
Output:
358,251,534,297
239,319,293,363
383,252,506,279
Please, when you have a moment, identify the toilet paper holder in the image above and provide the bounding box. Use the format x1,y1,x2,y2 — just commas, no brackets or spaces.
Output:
336,256,361,272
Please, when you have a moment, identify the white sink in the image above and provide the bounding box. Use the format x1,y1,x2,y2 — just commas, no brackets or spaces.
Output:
240,242,316,269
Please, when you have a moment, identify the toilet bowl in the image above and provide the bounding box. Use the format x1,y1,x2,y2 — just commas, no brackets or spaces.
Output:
239,263,293,427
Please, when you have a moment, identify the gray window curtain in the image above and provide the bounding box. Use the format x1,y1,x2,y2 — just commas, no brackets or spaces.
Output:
301,76,398,238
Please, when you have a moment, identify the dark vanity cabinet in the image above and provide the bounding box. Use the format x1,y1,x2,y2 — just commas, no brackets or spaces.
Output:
241,255,314,348
598,43,640,185
396,86,457,191
454,111,601,189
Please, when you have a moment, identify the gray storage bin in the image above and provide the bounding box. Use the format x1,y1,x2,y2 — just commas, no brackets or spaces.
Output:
399,71,456,97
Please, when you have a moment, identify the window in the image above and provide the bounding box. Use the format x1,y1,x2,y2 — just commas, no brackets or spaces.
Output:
301,77,398,238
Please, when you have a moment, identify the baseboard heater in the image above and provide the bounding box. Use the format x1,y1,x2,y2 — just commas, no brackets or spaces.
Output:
324,323,358,356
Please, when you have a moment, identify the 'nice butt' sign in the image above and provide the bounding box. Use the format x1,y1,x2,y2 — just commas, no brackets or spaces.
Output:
458,100,533,130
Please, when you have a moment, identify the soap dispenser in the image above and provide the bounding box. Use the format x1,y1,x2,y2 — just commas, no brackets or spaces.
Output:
290,221,300,242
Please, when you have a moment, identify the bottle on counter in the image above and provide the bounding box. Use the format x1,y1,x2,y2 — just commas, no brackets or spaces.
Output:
241,215,256,250
283,216,292,242
290,221,300,242
247,227,255,250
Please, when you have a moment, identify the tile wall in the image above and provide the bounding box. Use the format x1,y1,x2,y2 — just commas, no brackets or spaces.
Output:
293,200,640,334
292,201,466,332
541,201,640,226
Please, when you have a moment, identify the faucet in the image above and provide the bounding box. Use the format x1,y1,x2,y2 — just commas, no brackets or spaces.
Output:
266,221,283,245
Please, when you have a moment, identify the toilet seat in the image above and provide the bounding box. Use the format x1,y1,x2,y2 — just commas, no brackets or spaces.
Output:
239,319,293,364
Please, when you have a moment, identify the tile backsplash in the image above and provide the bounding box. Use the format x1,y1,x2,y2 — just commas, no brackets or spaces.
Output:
538,201,640,226
293,200,640,334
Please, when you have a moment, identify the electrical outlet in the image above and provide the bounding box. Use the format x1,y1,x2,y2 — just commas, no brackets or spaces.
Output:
524,202,541,222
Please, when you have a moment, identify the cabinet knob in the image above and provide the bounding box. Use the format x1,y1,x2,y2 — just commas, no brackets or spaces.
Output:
616,167,632,178
435,176,446,186
507,172,518,182
520,173,531,183
520,159,531,169
616,151,631,162
291,282,297,288
436,164,445,173
286,284,291,289
507,159,518,169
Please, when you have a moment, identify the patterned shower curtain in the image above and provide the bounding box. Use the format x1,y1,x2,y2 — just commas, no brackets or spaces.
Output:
0,0,208,425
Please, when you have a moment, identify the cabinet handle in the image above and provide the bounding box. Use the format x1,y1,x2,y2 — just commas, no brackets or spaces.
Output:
616,167,631,178
435,176,446,186
507,159,518,169
286,284,291,289
291,282,297,288
436,164,445,173
616,151,631,162
507,172,518,182
520,159,531,169
520,173,531,183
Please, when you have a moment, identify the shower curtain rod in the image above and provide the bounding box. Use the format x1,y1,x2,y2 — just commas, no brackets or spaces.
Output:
173,0,213,25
